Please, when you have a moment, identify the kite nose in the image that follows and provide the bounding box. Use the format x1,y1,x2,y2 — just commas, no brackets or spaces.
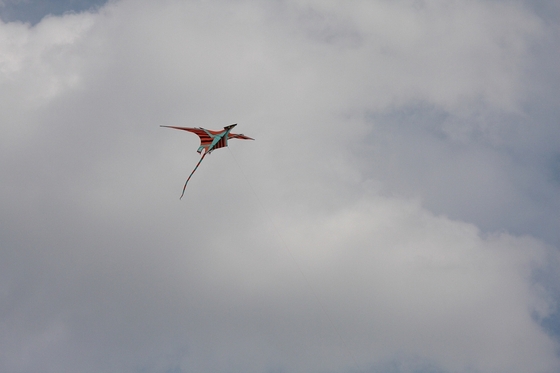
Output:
224,123,237,130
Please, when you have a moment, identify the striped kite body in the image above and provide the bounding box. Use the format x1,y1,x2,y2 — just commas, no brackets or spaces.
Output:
161,123,253,198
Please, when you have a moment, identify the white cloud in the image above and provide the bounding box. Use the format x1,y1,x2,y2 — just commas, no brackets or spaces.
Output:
0,1,559,372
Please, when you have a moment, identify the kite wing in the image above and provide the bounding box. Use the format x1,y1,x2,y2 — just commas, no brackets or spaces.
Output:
161,125,254,154
160,126,216,154
228,133,254,141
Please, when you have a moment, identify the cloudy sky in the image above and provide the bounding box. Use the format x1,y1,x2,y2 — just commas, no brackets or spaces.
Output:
1,0,560,372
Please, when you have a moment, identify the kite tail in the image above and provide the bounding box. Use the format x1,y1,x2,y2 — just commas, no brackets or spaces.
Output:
180,152,206,199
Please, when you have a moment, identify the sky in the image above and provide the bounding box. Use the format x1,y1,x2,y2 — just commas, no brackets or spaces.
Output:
1,0,560,373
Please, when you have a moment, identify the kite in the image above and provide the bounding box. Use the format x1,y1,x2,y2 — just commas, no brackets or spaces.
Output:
161,123,254,199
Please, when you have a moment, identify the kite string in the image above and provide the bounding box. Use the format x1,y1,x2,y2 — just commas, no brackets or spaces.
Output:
227,147,362,372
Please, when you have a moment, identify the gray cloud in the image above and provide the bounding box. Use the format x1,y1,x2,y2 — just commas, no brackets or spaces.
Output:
1,1,559,372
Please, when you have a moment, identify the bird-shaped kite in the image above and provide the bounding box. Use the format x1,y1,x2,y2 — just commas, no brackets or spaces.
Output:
161,123,254,199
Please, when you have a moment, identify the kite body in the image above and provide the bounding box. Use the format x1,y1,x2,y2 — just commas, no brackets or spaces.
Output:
161,124,253,198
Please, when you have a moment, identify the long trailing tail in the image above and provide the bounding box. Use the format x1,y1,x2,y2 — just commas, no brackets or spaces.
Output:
180,152,207,199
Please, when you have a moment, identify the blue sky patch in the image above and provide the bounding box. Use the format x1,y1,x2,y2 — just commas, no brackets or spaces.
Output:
0,0,108,24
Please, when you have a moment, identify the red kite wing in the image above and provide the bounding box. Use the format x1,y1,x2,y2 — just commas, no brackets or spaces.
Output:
203,132,253,152
160,126,217,150
228,133,254,140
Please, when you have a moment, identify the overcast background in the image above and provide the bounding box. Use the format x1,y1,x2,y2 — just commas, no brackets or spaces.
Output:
1,0,560,372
